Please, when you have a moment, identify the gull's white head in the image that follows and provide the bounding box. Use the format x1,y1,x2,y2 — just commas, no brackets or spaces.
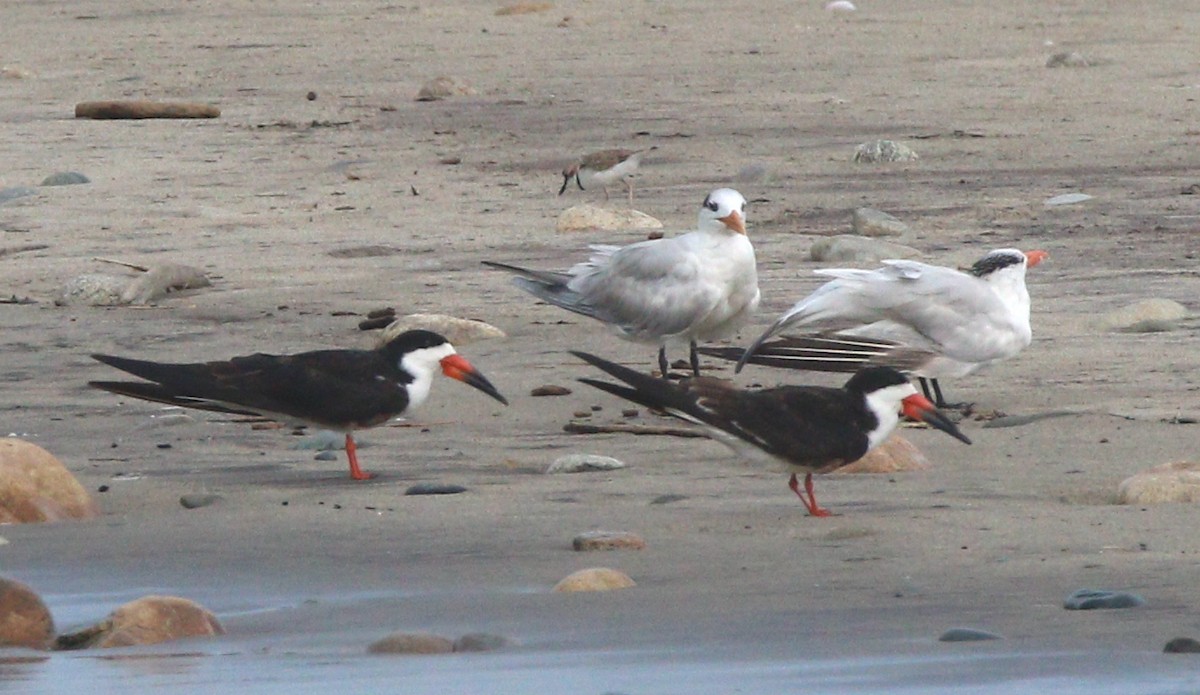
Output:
698,188,747,235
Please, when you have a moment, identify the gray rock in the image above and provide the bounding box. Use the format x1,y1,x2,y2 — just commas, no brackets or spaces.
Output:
1093,299,1187,333
555,204,664,233
1063,588,1146,610
314,451,339,461
1046,52,1090,68
179,494,221,509
1164,637,1200,654
853,140,918,163
453,633,516,652
0,187,38,205
405,483,468,495
810,235,921,264
54,274,127,306
1045,192,1093,206
546,454,626,474
938,627,1003,642
852,208,909,237
40,172,90,186
368,632,454,654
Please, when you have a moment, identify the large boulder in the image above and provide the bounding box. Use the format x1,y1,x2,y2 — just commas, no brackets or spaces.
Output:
0,577,55,650
0,440,99,523
57,596,224,649
1118,462,1200,505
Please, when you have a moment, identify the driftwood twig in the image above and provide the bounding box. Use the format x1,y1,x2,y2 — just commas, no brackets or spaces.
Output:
563,422,709,438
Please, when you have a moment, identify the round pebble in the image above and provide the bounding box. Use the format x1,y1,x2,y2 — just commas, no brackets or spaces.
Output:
546,454,626,474
530,385,572,397
938,627,1003,642
552,567,636,593
40,172,90,186
179,494,221,509
1063,588,1146,610
1163,637,1200,654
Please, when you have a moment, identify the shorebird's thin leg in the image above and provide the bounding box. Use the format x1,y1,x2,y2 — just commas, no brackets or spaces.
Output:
788,473,832,517
658,347,670,379
345,434,374,480
688,340,701,376
626,179,635,206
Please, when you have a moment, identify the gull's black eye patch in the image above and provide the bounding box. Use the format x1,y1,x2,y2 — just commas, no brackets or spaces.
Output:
704,197,719,212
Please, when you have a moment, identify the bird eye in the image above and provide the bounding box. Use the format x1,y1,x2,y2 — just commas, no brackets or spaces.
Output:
705,198,719,212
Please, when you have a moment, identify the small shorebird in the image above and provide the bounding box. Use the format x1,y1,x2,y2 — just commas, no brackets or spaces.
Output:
572,351,971,517
559,147,656,205
722,248,1046,407
89,330,508,480
485,188,759,378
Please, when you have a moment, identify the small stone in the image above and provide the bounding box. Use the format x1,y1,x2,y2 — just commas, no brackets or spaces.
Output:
368,632,454,654
0,187,38,205
552,567,636,593
546,454,626,474
39,172,90,187
453,633,516,652
938,627,1003,642
572,531,646,551
556,204,664,233
853,140,918,163
378,314,505,347
530,385,572,397
0,439,100,523
1118,461,1200,505
649,494,688,505
179,494,221,509
826,0,856,10
1093,299,1187,333
1046,52,1090,68
404,483,468,496
57,596,224,649
314,451,339,461
1044,192,1093,206
1063,588,1146,610
851,208,909,237
306,91,317,101
54,274,126,306
416,76,476,102
0,577,55,650
809,235,921,264
838,435,931,474
1164,637,1200,654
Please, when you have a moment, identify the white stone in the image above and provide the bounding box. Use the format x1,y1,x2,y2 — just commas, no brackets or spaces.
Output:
546,454,626,474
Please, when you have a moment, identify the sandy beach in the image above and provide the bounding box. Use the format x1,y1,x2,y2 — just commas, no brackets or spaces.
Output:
3,0,1200,691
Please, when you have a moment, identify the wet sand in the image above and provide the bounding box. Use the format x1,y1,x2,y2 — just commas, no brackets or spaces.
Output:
3,0,1200,691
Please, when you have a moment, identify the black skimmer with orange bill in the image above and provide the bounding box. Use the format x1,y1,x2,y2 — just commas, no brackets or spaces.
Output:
485,188,759,378
571,351,971,517
89,329,508,480
722,248,1047,407
559,147,656,205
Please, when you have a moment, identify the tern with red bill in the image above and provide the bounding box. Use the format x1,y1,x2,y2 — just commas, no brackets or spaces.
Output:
89,330,508,480
485,188,759,378
717,248,1046,407
572,351,971,517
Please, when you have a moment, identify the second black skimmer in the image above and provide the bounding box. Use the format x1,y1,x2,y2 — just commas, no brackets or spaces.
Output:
723,248,1047,406
485,188,760,378
89,329,508,480
572,351,971,517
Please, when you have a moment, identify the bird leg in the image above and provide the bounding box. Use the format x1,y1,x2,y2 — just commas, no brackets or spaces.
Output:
658,346,671,379
688,340,701,377
788,472,832,517
625,179,635,206
344,434,374,480
920,377,971,412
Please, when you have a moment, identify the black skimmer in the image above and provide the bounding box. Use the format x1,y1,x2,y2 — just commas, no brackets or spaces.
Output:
89,329,508,480
559,147,656,205
723,248,1046,407
572,351,971,517
485,188,759,378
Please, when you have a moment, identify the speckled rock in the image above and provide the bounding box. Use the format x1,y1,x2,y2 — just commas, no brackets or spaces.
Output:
809,235,921,264
853,140,918,163
572,531,646,551
556,204,663,233
1063,588,1146,610
0,577,55,650
553,567,636,593
57,596,224,649
416,76,475,101
40,172,90,186
838,435,931,474
378,314,505,347
546,454,626,474
1118,461,1200,505
368,632,454,654
1093,299,1187,333
852,208,909,237
0,439,99,523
